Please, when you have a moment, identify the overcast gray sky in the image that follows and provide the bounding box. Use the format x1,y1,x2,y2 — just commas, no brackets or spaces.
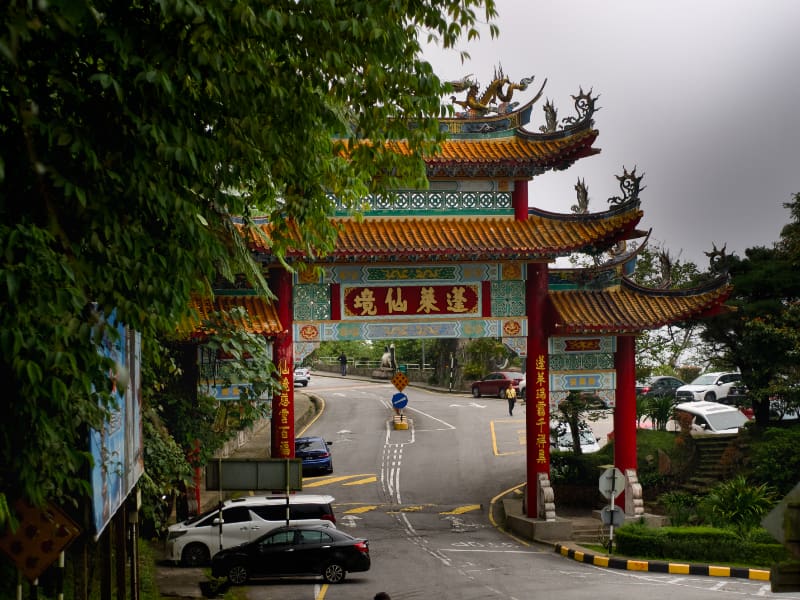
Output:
422,0,800,267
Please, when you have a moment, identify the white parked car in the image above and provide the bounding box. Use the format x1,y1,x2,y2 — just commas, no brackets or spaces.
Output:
674,400,749,434
675,372,741,403
165,494,336,566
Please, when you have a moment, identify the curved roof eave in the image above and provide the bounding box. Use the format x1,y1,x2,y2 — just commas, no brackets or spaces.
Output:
549,274,733,335
246,208,643,265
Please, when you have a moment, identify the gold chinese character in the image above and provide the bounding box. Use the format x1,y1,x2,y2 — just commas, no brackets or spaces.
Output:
385,287,408,313
536,449,547,463
279,441,290,456
417,287,439,313
535,354,546,370
536,372,545,385
353,288,378,315
446,286,469,313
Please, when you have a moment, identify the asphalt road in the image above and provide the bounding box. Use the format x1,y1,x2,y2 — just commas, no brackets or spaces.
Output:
234,376,797,600
160,375,799,600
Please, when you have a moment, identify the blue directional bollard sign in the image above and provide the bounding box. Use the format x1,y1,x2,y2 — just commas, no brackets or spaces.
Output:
391,392,408,410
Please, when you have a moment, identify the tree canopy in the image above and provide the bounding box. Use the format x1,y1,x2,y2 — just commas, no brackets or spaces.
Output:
700,193,800,425
0,0,498,526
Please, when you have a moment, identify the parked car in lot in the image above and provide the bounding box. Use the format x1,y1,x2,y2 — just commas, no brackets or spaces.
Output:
675,372,742,403
636,375,685,399
294,366,311,386
165,495,336,566
550,421,601,453
211,525,370,585
674,400,750,434
295,436,334,475
470,371,523,398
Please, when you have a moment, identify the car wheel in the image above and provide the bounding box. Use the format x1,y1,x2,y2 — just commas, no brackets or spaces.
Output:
497,388,505,399
323,562,346,584
704,391,716,402
227,564,249,585
181,543,210,567
471,387,480,398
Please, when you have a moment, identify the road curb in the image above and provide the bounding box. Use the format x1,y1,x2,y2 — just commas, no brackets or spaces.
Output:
553,543,771,581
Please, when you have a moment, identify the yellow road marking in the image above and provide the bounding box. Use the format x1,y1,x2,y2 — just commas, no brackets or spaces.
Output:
302,474,374,487
440,504,481,515
344,505,379,514
490,419,526,456
343,476,377,485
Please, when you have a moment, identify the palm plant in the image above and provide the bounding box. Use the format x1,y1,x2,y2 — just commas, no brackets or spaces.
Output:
699,475,776,537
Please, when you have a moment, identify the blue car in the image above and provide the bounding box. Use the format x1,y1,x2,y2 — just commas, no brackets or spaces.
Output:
295,436,333,475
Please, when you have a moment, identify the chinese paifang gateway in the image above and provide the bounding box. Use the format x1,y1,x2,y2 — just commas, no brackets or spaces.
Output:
186,70,732,523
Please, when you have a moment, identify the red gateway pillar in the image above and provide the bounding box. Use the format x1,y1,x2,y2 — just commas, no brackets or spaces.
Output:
271,268,295,459
525,262,550,518
613,335,637,508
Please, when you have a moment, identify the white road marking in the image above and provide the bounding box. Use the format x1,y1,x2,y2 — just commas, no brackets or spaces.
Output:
405,404,456,429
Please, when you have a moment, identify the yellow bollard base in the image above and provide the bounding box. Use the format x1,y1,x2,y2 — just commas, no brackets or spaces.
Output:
393,415,409,430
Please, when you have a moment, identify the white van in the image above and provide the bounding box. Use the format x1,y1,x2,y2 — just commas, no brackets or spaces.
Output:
165,494,336,566
674,400,749,434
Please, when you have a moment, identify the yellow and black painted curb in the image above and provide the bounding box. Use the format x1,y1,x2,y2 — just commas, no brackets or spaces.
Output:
554,544,771,581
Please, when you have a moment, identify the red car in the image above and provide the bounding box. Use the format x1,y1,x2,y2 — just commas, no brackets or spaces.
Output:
471,371,523,398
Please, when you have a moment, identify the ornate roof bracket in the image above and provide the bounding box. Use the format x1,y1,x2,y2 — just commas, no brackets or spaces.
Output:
608,166,645,206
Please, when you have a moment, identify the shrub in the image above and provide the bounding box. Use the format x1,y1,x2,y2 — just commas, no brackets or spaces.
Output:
644,395,676,431
657,490,699,526
747,427,800,496
698,475,776,535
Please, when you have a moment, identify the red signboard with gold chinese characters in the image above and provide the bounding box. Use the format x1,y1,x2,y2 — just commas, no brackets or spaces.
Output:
343,285,479,318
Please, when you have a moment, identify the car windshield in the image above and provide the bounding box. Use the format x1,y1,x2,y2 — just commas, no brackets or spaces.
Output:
296,439,324,451
691,374,718,385
706,410,748,431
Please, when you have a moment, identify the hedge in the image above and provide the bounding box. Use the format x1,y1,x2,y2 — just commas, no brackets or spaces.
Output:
614,523,790,567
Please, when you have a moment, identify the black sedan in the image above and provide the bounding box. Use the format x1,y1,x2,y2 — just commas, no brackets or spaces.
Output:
636,376,685,399
211,525,370,585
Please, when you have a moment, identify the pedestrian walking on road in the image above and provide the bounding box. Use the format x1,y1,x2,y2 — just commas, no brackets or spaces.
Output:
505,385,517,416
339,352,348,376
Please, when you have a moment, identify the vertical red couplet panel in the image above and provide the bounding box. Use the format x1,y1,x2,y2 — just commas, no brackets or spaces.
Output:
525,262,550,518
271,268,295,459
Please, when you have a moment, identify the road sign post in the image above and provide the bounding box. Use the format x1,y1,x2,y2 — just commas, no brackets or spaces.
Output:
599,467,626,553
391,392,409,430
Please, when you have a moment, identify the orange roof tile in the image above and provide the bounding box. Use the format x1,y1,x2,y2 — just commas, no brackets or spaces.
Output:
181,294,282,338
246,205,643,263
549,277,733,334
431,129,598,162
383,129,600,177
